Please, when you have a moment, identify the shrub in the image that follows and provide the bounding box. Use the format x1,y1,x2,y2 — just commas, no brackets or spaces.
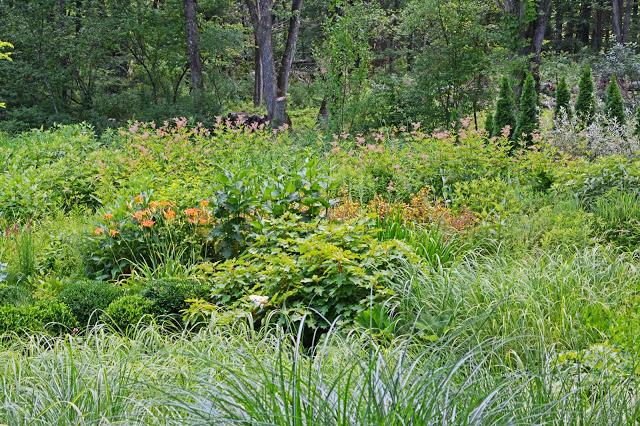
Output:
0,284,31,306
207,216,420,331
57,280,123,326
0,300,76,335
493,76,516,138
604,75,625,125
484,112,494,137
142,278,209,319
591,188,640,248
103,295,154,333
576,65,596,123
554,76,571,121
514,73,539,146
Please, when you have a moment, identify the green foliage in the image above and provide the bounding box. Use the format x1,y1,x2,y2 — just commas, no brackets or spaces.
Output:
142,278,209,319
514,73,539,145
635,107,640,136
103,295,154,333
57,280,123,326
493,77,516,138
554,76,571,120
0,300,76,335
575,66,596,123
484,112,494,137
208,216,419,330
604,75,625,125
320,1,380,132
591,188,640,248
0,40,11,109
0,284,32,306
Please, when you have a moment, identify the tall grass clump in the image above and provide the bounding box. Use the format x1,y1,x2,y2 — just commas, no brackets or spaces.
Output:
0,319,637,425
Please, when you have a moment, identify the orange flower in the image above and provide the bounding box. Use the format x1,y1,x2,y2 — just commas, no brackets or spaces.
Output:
163,209,176,220
103,213,114,221
198,217,208,225
133,210,146,221
199,199,210,207
110,229,119,237
149,201,160,209
141,219,155,228
134,194,144,204
184,208,200,217
94,227,104,236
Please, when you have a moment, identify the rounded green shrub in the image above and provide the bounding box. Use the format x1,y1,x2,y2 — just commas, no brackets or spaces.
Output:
142,278,209,319
58,280,123,326
103,295,154,333
0,284,32,306
0,300,76,335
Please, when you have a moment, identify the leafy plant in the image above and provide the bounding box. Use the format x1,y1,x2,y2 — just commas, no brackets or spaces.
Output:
207,216,419,331
57,280,123,326
103,295,154,333
142,277,209,320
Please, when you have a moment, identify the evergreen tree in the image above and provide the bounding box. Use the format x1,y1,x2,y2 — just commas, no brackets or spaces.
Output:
635,108,640,136
514,73,539,145
493,76,516,138
575,65,596,123
554,76,571,121
484,112,494,137
605,75,625,125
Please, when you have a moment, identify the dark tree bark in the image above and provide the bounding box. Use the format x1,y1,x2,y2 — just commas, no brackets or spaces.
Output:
277,0,303,100
246,0,303,128
578,1,591,45
613,0,624,42
183,0,204,103
623,0,634,42
593,0,606,50
253,33,263,107
554,0,564,48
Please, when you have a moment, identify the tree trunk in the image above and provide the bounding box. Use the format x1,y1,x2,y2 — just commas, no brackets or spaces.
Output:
183,0,204,104
253,33,263,107
623,0,634,42
593,0,606,50
531,0,553,85
274,0,303,127
613,0,624,43
246,0,302,128
578,1,591,45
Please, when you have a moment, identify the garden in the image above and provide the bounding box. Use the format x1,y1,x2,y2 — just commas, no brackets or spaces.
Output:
0,117,639,424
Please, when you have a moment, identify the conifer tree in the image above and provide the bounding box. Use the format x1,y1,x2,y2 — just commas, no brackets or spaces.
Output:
493,76,516,138
575,65,596,123
554,76,571,121
605,75,625,125
484,112,494,137
514,73,539,145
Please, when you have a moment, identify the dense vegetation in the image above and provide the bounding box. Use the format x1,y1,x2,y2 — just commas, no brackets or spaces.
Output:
0,118,639,423
2,0,640,424
4,0,640,134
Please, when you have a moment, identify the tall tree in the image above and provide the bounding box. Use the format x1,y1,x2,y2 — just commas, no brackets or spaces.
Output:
605,75,626,123
184,0,204,104
493,76,516,138
554,76,571,120
245,0,303,127
576,65,596,122
514,73,539,145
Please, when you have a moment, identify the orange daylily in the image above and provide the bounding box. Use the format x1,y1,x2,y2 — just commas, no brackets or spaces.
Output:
110,229,119,237
94,227,105,236
141,219,155,228
103,213,114,221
